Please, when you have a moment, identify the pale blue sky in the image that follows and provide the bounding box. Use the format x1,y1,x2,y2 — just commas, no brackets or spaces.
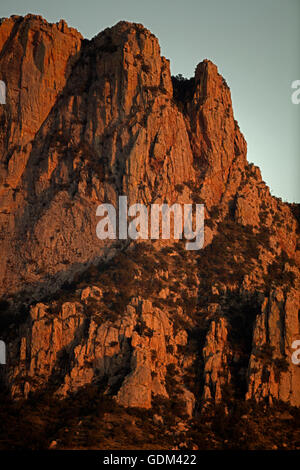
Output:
1,0,299,202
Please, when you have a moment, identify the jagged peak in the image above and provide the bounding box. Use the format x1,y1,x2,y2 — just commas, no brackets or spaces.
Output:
91,19,161,58
0,13,83,38
99,20,157,38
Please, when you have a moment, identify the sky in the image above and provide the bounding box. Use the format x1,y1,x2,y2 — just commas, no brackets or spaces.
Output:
1,0,299,202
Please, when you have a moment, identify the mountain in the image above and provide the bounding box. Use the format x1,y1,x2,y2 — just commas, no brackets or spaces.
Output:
0,14,299,450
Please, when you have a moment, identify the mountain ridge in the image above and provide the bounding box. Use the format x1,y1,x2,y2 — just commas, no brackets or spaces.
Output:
0,14,299,450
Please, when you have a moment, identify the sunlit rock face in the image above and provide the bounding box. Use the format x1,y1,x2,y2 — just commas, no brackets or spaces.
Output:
0,15,299,413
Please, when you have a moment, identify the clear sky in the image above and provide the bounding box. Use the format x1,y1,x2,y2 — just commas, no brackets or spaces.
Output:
1,0,299,202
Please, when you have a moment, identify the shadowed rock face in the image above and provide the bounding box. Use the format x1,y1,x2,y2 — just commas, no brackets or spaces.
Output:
0,15,299,415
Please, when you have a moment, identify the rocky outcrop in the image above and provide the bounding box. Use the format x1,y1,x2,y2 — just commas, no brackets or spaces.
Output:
202,316,232,403
0,15,299,418
186,60,247,211
0,15,82,184
6,280,300,412
247,288,300,406
0,17,195,300
7,294,195,415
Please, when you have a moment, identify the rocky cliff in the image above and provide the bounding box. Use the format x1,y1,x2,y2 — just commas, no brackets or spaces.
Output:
0,15,299,450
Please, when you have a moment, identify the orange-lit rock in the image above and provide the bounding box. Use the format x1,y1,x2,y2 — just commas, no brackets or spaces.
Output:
0,16,299,416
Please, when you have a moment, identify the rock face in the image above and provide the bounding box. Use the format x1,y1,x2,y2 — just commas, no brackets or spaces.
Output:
0,15,299,416
202,317,232,403
186,60,247,210
8,295,193,415
0,15,82,186
0,17,194,300
247,288,300,406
